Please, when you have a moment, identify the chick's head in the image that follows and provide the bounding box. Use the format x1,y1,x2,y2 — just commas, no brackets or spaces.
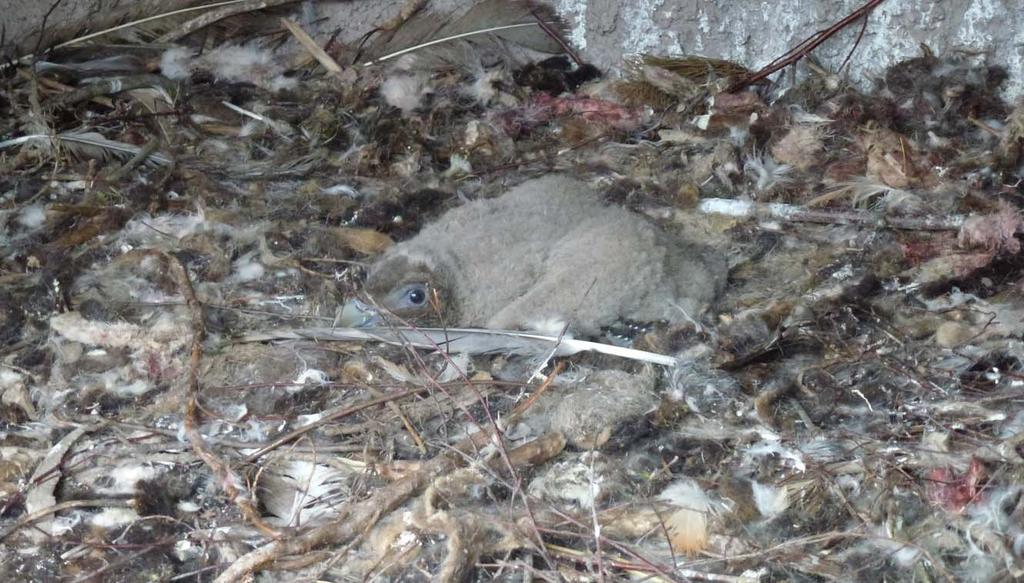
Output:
363,249,455,326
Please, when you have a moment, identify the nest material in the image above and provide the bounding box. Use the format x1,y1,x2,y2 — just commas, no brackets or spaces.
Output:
0,4,1023,583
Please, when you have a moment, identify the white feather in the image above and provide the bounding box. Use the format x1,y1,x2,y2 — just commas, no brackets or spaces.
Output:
242,326,680,366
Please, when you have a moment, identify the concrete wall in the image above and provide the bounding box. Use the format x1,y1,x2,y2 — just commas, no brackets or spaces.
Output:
551,0,1024,97
3,0,1022,98
0,0,177,59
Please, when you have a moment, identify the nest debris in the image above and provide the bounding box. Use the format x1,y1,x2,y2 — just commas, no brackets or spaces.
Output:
1,1,1024,581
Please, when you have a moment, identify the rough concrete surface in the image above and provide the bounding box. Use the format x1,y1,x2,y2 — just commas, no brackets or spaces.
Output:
2,0,1023,96
0,0,183,57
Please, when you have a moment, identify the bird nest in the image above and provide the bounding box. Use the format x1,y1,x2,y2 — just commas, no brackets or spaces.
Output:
2,1,1024,582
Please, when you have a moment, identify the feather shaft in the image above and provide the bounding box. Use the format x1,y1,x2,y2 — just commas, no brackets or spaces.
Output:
362,22,549,67
243,326,680,366
0,133,171,165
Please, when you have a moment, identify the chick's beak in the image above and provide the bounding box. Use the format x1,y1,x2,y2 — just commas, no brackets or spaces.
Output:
337,298,382,327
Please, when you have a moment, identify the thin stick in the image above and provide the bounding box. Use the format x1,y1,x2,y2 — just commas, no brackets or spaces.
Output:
32,0,66,58
727,0,887,93
166,251,281,539
361,22,550,67
102,138,161,181
16,69,114,107
837,13,870,73
506,361,564,423
279,17,344,75
241,388,428,462
531,9,582,67
213,430,565,582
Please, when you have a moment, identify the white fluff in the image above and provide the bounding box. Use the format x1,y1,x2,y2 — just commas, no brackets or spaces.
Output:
0,369,25,390
742,439,807,472
528,452,606,509
230,253,265,282
381,73,431,114
744,151,793,193
203,45,295,91
869,525,922,568
51,312,143,348
289,368,329,392
750,480,789,517
16,204,47,229
162,45,295,92
97,464,162,495
659,478,712,511
525,317,573,338
658,479,713,554
98,370,152,397
90,508,140,529
159,47,194,80
174,540,201,562
51,512,83,536
120,211,213,245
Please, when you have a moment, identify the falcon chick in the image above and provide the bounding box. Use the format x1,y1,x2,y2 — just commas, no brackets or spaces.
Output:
354,175,727,336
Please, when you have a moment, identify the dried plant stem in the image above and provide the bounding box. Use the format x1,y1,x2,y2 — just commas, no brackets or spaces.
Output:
545,543,746,582
103,138,161,181
213,431,565,582
727,0,888,93
279,17,344,75
166,251,281,539
837,11,870,73
531,9,583,67
384,312,561,563
543,511,684,582
241,387,429,462
506,361,564,423
367,386,428,455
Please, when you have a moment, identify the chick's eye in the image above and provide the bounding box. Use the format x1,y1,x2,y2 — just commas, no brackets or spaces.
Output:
406,286,427,305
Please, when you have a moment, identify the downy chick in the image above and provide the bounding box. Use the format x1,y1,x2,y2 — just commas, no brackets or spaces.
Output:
353,175,727,336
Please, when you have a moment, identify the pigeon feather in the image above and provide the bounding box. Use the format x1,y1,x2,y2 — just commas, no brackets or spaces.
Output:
0,132,171,166
242,326,680,366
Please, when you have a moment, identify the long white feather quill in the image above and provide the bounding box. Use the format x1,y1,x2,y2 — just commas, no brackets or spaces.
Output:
363,23,547,67
242,326,680,367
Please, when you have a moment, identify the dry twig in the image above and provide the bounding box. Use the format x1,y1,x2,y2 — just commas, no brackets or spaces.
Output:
727,0,888,92
279,17,345,75
166,251,282,539
213,431,565,582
